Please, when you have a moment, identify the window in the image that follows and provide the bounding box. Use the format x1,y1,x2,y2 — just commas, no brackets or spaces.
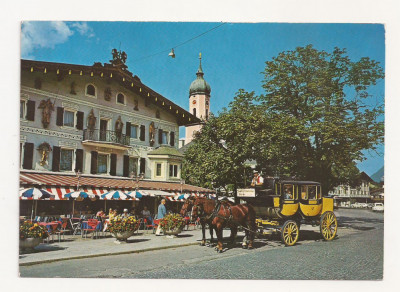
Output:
169,164,178,178
206,109,209,120
156,163,162,176
283,184,294,200
20,100,26,119
161,131,168,145
129,157,138,176
308,186,317,200
60,149,74,171
97,154,109,174
193,108,196,117
63,110,75,127
86,84,96,96
130,125,138,139
117,93,125,105
301,185,307,200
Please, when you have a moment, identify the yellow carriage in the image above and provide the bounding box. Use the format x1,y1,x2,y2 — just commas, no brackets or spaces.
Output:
238,179,337,246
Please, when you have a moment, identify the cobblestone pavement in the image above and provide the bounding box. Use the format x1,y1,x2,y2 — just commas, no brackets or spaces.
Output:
19,209,383,279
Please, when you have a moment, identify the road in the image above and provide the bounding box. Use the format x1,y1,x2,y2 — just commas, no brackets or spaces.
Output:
19,208,383,280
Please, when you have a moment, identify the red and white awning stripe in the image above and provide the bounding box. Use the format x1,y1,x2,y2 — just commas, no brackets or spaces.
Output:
38,187,108,200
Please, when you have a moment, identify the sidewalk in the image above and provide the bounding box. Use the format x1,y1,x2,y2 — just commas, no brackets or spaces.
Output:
19,228,221,266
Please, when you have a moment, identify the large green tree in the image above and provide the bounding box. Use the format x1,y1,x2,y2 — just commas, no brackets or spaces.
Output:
183,45,384,193
260,45,384,191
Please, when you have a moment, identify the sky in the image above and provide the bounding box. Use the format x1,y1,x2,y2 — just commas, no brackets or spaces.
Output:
20,21,385,176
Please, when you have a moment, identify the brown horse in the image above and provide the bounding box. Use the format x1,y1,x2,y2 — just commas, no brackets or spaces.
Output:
180,196,216,246
191,197,257,253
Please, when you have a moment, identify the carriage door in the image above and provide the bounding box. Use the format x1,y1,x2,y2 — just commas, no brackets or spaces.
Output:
299,185,322,217
99,119,108,141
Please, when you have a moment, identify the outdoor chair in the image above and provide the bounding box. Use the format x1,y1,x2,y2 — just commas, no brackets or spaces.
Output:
136,218,143,235
143,218,154,233
70,218,81,235
82,219,99,239
54,219,72,242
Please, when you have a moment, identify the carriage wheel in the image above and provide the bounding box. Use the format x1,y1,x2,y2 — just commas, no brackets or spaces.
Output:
281,220,299,246
320,211,337,241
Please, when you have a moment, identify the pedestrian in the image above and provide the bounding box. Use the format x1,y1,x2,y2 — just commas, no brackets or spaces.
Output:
141,206,153,225
155,199,167,235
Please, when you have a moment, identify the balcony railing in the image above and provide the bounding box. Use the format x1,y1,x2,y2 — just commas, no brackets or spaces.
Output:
83,129,130,146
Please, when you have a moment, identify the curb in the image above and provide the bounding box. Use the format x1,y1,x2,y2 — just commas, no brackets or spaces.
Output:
19,242,199,266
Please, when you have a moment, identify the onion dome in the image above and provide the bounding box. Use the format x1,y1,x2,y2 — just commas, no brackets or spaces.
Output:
189,53,211,96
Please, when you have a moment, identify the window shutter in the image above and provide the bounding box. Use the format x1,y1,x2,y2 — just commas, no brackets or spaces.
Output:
22,142,34,170
26,100,35,121
126,122,131,136
90,151,98,174
123,155,130,177
75,149,84,172
158,129,163,144
140,158,146,175
52,146,60,172
56,107,64,126
76,111,84,130
170,131,175,146
110,153,117,176
140,125,145,141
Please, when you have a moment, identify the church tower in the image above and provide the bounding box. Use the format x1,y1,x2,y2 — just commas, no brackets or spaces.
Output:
185,53,211,144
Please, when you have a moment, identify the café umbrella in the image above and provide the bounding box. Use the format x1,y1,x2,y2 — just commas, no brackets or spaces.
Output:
101,190,132,210
126,191,143,200
19,188,56,220
63,191,98,215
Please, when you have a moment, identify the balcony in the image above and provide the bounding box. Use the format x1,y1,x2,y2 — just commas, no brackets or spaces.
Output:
82,129,131,150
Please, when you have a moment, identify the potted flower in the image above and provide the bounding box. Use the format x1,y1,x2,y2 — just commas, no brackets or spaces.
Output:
108,216,139,242
19,221,48,250
159,214,186,236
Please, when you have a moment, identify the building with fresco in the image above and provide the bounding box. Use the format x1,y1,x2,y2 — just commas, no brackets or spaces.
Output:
20,50,213,216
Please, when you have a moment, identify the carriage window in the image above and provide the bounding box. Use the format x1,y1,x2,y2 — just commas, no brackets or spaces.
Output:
308,186,317,200
283,184,294,200
317,186,321,199
301,185,307,200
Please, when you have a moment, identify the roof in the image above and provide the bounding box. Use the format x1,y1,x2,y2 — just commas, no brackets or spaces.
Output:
279,180,321,185
189,57,211,96
148,146,184,157
21,59,201,126
20,171,213,193
178,141,194,154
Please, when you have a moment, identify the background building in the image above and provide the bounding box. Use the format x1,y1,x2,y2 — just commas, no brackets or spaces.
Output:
185,53,211,144
20,50,212,216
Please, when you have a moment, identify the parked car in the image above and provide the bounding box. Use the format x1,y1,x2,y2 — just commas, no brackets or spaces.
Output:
359,203,368,208
372,203,384,212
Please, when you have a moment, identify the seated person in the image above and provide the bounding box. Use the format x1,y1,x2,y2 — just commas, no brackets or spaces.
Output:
141,206,153,225
250,170,264,187
121,208,131,218
284,185,293,200
96,208,106,219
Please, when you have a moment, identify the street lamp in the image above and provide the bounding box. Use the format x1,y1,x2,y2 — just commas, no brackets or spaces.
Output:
131,171,144,191
75,170,81,191
179,178,186,195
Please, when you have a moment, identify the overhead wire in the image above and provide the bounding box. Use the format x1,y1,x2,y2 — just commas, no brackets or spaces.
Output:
131,22,227,63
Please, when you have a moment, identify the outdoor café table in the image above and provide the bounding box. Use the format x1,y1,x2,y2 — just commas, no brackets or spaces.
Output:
81,220,103,238
38,222,59,232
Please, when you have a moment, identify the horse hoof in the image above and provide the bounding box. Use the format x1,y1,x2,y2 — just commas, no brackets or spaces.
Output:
242,245,247,249
200,243,205,246
217,249,223,253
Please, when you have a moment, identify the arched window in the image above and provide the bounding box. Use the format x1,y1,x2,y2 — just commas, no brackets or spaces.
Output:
86,84,96,97
193,108,196,117
117,93,125,104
